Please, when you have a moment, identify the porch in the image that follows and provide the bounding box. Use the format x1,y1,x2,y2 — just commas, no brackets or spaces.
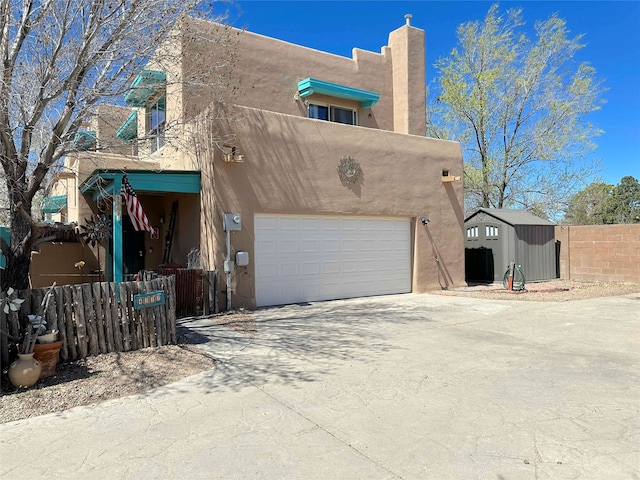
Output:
80,169,201,283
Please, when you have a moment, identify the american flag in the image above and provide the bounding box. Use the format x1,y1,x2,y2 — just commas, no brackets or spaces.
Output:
120,175,153,232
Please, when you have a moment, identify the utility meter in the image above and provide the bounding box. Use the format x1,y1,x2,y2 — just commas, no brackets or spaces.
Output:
223,213,242,231
235,251,249,266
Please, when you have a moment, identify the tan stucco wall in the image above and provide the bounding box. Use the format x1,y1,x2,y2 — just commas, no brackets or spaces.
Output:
29,242,100,288
199,106,465,309
89,104,137,156
176,17,426,143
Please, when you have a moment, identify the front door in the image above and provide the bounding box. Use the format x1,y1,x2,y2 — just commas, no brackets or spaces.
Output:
122,214,146,280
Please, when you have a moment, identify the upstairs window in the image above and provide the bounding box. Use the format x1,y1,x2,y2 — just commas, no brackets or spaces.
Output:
308,103,357,126
147,96,165,153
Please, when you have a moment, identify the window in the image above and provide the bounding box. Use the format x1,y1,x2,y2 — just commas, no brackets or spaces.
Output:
147,96,165,153
467,226,479,238
485,225,499,238
308,103,357,126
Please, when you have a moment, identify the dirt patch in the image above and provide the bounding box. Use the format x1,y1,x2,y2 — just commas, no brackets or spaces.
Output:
0,343,216,424
432,280,640,302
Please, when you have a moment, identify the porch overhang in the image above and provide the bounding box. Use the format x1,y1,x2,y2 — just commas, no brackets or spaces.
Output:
297,77,380,108
80,169,201,202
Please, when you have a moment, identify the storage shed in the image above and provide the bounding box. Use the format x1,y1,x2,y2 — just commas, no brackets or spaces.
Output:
464,208,556,283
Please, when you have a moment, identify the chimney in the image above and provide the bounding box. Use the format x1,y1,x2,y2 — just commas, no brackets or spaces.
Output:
388,15,426,136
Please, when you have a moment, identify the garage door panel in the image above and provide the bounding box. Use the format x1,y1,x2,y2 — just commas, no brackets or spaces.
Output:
323,261,340,274
255,214,411,307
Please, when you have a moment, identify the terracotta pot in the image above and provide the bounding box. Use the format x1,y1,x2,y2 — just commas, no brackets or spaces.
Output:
33,340,63,378
8,353,42,388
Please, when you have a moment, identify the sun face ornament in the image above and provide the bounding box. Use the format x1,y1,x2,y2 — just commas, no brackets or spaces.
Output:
338,156,361,185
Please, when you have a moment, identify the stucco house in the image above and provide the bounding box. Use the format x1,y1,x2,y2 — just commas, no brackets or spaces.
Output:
45,16,465,309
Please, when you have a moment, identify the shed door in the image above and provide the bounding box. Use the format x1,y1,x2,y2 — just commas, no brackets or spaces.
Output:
254,214,411,307
465,223,503,282
483,224,503,281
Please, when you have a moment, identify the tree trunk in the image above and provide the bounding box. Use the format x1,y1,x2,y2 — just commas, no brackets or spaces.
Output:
3,249,31,291
2,193,34,291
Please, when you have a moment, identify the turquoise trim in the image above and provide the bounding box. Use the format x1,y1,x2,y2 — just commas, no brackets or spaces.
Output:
81,170,201,201
297,77,380,108
116,112,138,141
41,195,67,214
124,70,166,107
73,130,96,150
0,226,8,269
112,175,123,283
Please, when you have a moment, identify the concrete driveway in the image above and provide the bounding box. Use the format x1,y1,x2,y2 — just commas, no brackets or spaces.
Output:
1,293,639,479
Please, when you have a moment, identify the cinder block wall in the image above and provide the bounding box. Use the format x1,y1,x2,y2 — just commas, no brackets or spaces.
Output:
555,225,640,282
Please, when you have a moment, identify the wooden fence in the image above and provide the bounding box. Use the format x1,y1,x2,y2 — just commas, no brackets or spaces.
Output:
154,268,219,318
1,276,176,367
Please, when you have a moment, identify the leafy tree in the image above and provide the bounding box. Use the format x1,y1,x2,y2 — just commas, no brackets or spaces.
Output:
600,176,640,224
428,4,606,217
564,181,612,224
564,176,640,224
0,0,231,290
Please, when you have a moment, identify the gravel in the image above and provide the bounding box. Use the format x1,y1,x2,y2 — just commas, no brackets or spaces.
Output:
2,282,638,424
432,279,640,302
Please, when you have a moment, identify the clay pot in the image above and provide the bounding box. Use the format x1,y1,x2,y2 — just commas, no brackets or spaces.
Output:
8,353,42,388
33,340,63,378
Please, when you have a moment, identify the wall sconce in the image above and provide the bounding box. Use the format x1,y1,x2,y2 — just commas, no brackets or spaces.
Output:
420,217,431,226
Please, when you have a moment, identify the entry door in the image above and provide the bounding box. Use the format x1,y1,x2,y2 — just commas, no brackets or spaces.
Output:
122,215,146,280
254,214,411,307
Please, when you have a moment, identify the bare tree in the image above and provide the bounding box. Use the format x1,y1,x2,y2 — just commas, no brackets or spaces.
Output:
0,0,235,290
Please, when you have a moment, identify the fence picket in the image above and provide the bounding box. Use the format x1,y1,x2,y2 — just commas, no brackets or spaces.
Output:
54,286,68,361
72,285,88,359
82,283,99,356
63,286,77,360
101,282,115,352
92,282,107,353
119,282,131,351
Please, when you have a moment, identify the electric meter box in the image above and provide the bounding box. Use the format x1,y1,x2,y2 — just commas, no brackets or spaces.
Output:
235,251,249,266
223,213,242,231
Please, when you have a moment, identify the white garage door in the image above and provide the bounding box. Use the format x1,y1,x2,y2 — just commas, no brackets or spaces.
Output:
254,214,411,307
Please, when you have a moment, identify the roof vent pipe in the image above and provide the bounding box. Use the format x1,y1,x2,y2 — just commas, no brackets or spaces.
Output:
404,14,412,26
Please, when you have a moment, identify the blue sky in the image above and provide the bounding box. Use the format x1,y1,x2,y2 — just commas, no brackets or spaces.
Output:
224,1,640,187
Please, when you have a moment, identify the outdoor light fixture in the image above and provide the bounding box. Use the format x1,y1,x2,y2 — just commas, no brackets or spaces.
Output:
421,217,430,225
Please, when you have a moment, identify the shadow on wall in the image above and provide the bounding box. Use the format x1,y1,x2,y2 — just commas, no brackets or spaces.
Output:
423,224,453,290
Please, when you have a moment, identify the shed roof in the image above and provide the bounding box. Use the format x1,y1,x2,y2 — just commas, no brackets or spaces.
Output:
465,208,555,227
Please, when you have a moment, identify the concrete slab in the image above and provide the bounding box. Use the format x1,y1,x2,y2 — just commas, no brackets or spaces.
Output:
1,293,638,479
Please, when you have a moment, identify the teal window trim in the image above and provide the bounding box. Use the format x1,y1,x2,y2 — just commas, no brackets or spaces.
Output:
124,70,166,107
297,78,380,108
41,195,68,214
73,130,96,150
116,112,138,141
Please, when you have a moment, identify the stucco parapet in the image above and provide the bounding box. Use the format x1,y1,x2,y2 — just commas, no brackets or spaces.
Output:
227,103,461,151
70,152,160,183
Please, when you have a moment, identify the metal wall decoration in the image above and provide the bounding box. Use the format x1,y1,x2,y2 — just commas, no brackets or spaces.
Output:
79,214,112,247
338,156,362,185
